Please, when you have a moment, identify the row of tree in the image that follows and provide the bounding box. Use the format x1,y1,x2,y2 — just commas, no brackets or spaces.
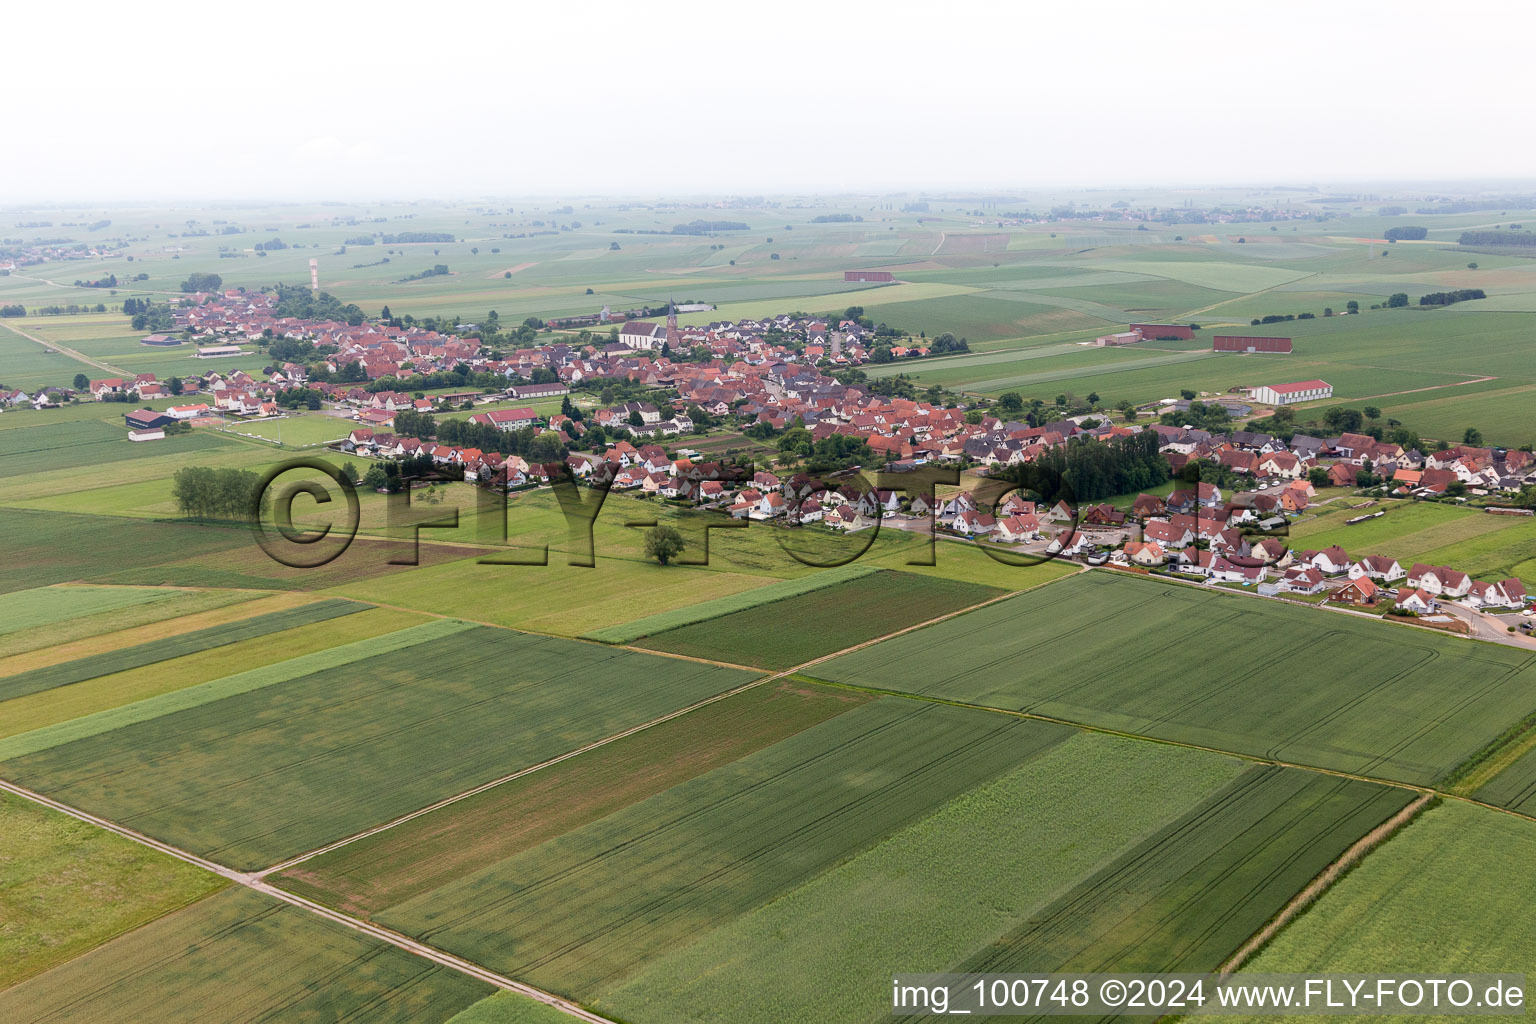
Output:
170,466,269,520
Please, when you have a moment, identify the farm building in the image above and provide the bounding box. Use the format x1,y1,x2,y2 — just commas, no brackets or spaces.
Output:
844,270,894,283
139,333,182,346
1250,380,1332,405
124,409,173,430
1094,331,1144,347
1214,335,1293,353
1130,323,1194,340
195,344,245,359
127,428,166,442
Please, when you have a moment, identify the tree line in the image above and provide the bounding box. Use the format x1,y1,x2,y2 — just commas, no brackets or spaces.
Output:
170,466,270,521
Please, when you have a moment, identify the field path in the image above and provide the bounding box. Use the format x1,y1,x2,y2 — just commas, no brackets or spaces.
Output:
0,775,624,1023
0,319,125,375
488,262,536,279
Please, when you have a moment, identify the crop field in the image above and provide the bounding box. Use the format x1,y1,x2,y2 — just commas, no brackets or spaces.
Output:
0,508,252,595
0,625,757,868
0,792,227,989
0,418,233,479
0,585,260,659
809,571,1536,786
634,570,1004,668
1291,500,1536,587
7,194,1536,1021
377,701,1076,994
0,888,492,1024
0,584,174,637
0,597,368,703
1223,802,1536,1005
275,680,872,915
0,605,428,742
582,565,878,643
595,732,1248,1024
934,769,1415,986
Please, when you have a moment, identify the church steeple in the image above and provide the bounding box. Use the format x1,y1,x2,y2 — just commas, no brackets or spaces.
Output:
666,298,679,347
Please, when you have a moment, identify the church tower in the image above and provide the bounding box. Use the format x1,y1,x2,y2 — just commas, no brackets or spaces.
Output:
666,298,679,347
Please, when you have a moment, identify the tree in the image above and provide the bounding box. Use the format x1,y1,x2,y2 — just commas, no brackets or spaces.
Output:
168,376,184,396
1086,392,1100,406
1346,300,1360,314
997,392,1024,415
1387,292,1409,308
73,373,89,390
1363,406,1381,422
1180,389,1197,401
1308,467,1331,488
643,524,686,566
628,410,644,428
362,464,390,491
340,462,360,485
1464,427,1484,446
180,272,222,293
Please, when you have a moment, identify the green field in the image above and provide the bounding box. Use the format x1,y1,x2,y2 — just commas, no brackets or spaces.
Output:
0,417,233,478
0,792,227,989
377,701,1075,994
1292,500,1536,587
0,887,491,1023
596,732,1247,1024
634,570,1004,668
1223,801,1536,1020
809,571,1536,786
0,625,756,869
0,508,252,595
275,680,871,915
225,413,352,447
0,586,260,659
0,584,175,637
0,597,368,703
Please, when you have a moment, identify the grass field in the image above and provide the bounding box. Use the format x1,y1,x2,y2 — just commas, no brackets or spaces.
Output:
0,508,251,594
0,887,491,1023
0,792,227,989
633,570,1004,668
1291,500,1536,587
0,417,233,479
378,701,1075,995
224,413,352,447
1223,801,1536,1020
275,680,871,915
809,571,1536,786
0,626,757,869
595,732,1247,1024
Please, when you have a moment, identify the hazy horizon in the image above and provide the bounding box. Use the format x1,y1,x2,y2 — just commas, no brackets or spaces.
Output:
7,0,1535,202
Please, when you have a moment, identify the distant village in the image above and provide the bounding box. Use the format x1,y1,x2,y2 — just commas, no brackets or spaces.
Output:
6,286,1533,629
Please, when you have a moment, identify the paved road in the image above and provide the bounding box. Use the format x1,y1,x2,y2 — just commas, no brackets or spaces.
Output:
1442,603,1536,649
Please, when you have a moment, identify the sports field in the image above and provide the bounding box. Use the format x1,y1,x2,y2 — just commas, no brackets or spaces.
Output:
808,571,1536,786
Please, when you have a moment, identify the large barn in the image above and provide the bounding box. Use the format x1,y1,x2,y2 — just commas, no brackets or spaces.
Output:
1129,323,1194,340
1251,380,1331,405
844,270,894,283
1214,335,1293,353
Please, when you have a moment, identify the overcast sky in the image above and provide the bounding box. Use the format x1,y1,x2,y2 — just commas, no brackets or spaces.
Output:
7,0,1534,201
